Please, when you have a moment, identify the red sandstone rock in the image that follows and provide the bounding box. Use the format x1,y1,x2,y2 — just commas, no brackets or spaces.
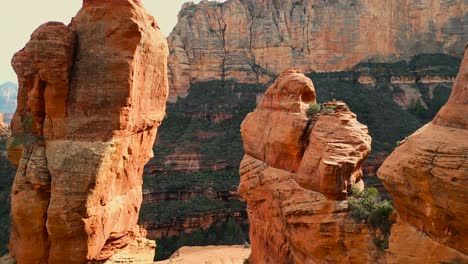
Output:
241,69,316,173
377,48,468,262
433,50,468,129
239,69,378,263
8,0,168,263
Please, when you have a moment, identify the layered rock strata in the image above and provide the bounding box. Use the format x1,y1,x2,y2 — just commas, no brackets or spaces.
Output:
377,48,468,263
168,0,466,101
238,69,383,263
7,0,168,263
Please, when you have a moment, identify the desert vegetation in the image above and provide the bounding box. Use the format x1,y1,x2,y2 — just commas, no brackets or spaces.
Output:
349,187,394,249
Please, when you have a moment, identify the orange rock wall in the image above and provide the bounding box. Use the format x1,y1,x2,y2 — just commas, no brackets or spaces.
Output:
377,48,468,263
7,0,168,263
238,70,382,263
168,0,466,101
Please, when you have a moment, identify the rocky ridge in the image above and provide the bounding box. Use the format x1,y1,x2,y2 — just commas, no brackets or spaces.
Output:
168,0,466,100
6,0,168,263
377,48,468,263
238,69,384,263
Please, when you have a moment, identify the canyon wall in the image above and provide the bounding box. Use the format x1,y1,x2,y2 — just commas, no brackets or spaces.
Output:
7,0,168,263
238,69,385,263
377,48,468,263
168,0,466,101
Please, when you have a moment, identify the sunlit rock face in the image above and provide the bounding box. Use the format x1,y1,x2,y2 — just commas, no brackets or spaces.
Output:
377,48,468,263
168,0,466,101
238,69,384,263
7,0,169,263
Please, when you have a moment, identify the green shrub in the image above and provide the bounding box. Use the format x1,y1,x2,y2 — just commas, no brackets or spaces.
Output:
306,103,321,117
349,187,394,250
320,105,337,115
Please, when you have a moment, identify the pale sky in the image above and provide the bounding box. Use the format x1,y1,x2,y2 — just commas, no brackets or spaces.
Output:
0,0,225,84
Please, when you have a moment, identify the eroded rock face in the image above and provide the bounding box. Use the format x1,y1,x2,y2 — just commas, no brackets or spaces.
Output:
8,0,168,263
377,48,468,263
238,70,382,263
96,227,156,264
168,0,466,101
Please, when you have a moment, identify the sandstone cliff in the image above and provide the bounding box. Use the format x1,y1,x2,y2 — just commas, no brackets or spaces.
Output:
377,48,468,263
238,69,386,263
7,0,168,263
168,0,466,101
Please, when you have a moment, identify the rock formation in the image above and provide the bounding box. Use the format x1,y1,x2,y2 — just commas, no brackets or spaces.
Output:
238,69,385,263
377,48,468,263
92,227,156,264
7,0,168,263
168,0,466,101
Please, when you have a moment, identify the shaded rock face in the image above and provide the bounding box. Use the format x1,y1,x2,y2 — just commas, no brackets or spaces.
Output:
377,48,468,263
238,70,382,263
7,0,169,263
168,0,466,101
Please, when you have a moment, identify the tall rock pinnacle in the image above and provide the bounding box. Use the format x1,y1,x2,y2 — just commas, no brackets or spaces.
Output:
7,0,169,263
238,69,381,263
